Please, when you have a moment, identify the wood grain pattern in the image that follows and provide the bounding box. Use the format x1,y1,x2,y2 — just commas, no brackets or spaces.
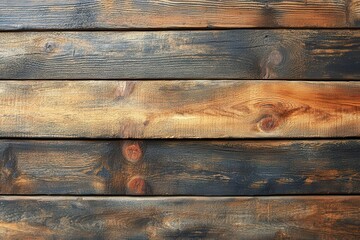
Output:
0,140,359,195
0,81,358,138
0,0,359,30
0,196,358,239
0,30,359,79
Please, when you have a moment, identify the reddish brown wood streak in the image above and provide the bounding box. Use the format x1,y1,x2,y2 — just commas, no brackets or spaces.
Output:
0,80,358,138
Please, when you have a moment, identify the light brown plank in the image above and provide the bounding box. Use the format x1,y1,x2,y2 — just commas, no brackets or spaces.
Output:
0,196,359,239
0,140,359,195
0,81,358,138
0,30,359,79
0,0,359,30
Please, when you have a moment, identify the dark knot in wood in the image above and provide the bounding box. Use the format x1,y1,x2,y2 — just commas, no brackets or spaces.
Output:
258,115,279,132
44,42,56,53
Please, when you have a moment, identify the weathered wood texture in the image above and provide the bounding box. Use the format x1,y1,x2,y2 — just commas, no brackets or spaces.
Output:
0,140,359,195
1,30,359,79
0,81,358,138
0,196,358,239
0,0,359,30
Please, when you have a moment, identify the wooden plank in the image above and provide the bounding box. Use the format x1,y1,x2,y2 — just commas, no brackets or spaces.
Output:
0,81,358,138
0,196,358,239
0,140,359,195
0,0,359,30
0,30,359,79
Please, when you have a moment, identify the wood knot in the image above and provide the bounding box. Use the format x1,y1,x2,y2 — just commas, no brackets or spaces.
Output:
122,141,143,163
258,115,279,132
260,49,284,79
126,176,146,195
268,50,283,66
44,42,56,53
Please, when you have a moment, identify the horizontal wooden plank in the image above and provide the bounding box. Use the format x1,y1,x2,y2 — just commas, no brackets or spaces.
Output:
0,0,359,30
0,30,359,79
0,196,358,239
0,140,359,195
0,81,358,138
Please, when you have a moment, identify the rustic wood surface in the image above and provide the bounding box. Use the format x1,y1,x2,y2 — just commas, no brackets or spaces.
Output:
1,30,359,79
0,0,359,30
1,2,359,239
0,196,358,239
0,140,359,195
0,81,358,138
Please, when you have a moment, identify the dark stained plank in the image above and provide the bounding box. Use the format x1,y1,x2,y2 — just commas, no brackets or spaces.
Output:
0,196,359,239
0,140,359,195
0,0,359,30
0,81,358,138
0,30,359,79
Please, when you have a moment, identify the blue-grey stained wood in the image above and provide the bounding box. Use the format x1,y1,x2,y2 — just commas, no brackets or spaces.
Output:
0,196,359,239
0,140,359,195
0,0,359,30
0,30,359,79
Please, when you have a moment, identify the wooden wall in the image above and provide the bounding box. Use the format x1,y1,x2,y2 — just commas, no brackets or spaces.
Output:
0,0,359,239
